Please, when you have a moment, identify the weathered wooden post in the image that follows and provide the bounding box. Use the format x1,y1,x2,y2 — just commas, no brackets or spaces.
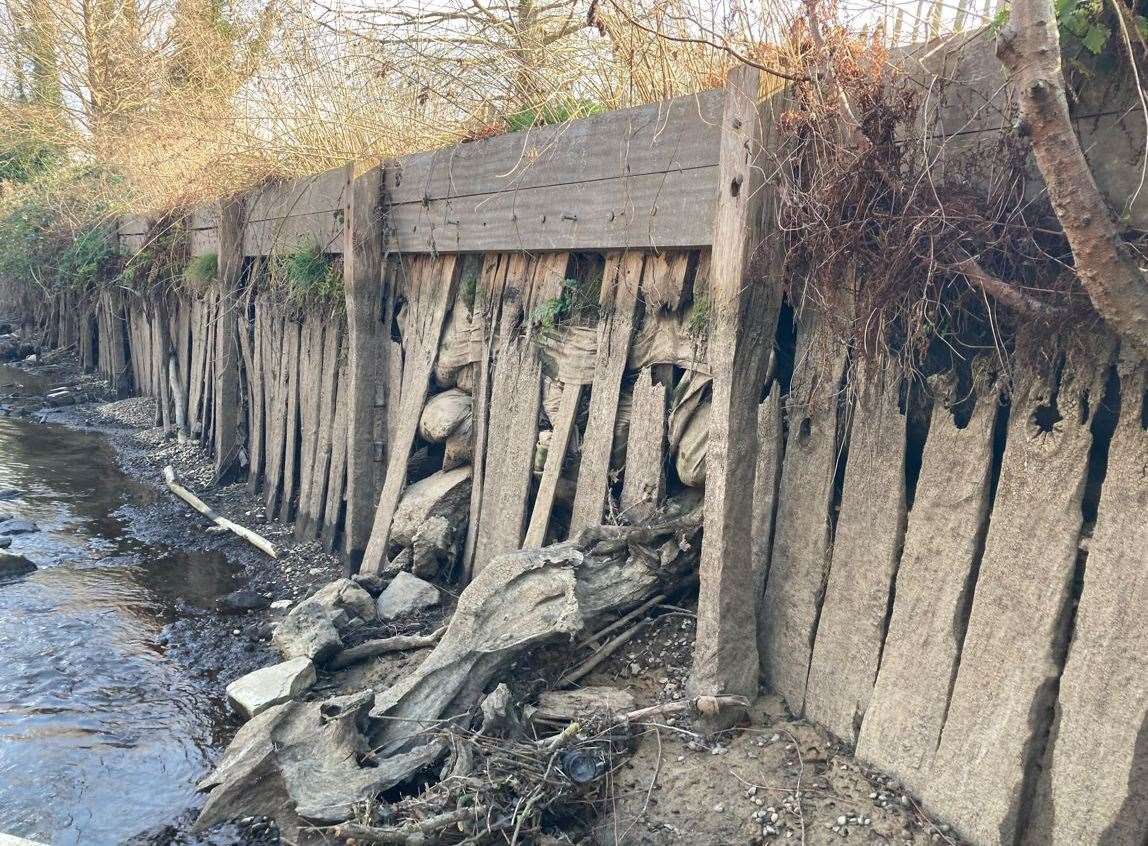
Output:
214,197,245,478
689,65,781,706
342,163,388,570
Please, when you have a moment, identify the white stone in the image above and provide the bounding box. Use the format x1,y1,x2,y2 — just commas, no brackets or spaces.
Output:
376,572,440,621
226,657,316,719
270,599,293,610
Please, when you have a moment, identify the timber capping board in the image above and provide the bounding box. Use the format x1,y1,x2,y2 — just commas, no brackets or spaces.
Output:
383,88,725,253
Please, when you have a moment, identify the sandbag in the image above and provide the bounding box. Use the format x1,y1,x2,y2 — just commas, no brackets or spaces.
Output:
419,389,473,443
433,301,482,387
536,324,598,385
630,309,711,375
668,371,710,487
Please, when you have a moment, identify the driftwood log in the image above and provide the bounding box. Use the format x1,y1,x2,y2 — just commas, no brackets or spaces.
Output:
367,505,704,772
162,465,279,558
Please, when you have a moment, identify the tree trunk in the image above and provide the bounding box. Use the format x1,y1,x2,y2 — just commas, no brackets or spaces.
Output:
997,0,1148,355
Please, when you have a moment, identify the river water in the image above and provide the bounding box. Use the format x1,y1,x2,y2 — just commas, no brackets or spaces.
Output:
0,365,237,845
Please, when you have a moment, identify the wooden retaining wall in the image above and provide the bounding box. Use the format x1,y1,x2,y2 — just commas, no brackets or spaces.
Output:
81,43,1148,846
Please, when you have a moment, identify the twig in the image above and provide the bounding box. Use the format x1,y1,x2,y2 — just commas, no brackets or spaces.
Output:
328,625,448,670
331,806,484,844
162,465,278,558
559,618,653,687
619,695,750,723
578,594,666,648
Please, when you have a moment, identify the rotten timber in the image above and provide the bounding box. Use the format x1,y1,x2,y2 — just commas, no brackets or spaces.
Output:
924,339,1115,845
759,313,849,714
804,361,907,743
360,255,458,574
856,370,1001,797
568,251,643,536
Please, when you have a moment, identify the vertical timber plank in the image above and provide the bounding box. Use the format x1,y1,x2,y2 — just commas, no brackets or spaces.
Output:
523,381,583,547
322,358,351,551
924,340,1114,846
1034,359,1148,845
805,361,907,743
360,255,458,574
567,250,643,535
214,198,245,476
690,65,781,703
857,369,1001,797
759,313,849,713
619,367,667,522
472,253,566,571
343,164,387,568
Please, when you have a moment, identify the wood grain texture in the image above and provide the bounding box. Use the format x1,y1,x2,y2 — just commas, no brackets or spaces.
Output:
386,89,722,203
759,314,849,713
243,167,346,256
924,340,1114,846
1032,359,1148,845
322,359,350,551
213,199,245,476
472,253,566,571
360,254,458,574
342,165,389,565
857,372,1000,799
524,381,583,548
568,251,643,535
805,362,907,743
619,368,667,523
690,65,782,703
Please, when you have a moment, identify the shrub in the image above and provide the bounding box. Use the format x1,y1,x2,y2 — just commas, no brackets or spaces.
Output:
184,253,219,289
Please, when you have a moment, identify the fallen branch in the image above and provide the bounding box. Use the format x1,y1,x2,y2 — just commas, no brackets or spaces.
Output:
328,626,448,670
559,617,653,688
953,256,1066,319
162,465,278,559
332,806,485,845
619,695,750,723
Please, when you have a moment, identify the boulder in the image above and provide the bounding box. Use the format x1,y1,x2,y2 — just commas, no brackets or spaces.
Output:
390,467,472,549
376,572,440,622
226,657,317,719
216,590,271,614
0,536,10,549
418,388,473,443
0,519,38,535
195,695,443,835
410,515,455,579
0,552,36,579
272,579,377,663
0,488,21,500
351,573,386,596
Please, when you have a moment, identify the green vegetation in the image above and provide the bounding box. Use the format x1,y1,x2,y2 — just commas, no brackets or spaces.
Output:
270,241,342,305
531,276,601,329
0,168,118,297
184,253,219,289
505,98,604,133
687,295,710,336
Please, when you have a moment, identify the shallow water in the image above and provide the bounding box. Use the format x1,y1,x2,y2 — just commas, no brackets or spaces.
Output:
0,366,237,845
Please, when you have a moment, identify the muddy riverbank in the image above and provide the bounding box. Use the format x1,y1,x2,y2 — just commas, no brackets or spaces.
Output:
0,356,341,844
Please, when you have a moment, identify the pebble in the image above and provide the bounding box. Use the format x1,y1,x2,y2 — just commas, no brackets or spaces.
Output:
837,816,847,826
713,804,724,813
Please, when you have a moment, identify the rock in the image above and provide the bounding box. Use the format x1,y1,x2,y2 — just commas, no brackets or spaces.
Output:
382,547,412,578
226,657,317,719
269,599,293,611
480,683,522,738
351,573,385,595
0,536,9,549
0,488,21,500
272,579,377,663
376,572,440,621
45,388,75,406
0,519,38,535
0,551,36,578
390,467,471,549
418,388,473,442
217,590,272,613
195,697,443,836
410,515,454,579
273,602,342,664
